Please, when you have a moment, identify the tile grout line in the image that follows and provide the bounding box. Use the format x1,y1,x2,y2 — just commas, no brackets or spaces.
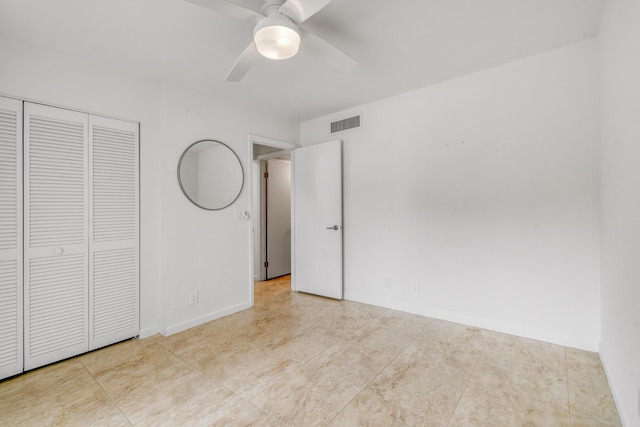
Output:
177,282,330,425
374,318,442,422
157,301,290,426
222,382,288,426
444,330,493,426
565,347,573,427
78,358,135,427
324,317,437,426
246,283,333,426
156,339,210,377
156,325,295,406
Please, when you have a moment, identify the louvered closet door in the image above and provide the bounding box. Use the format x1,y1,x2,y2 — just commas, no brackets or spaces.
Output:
89,116,139,350
24,103,89,370
0,97,23,380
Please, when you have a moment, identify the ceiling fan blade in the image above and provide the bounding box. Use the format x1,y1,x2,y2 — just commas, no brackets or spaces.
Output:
225,41,262,81
279,0,332,24
183,0,263,22
301,30,357,73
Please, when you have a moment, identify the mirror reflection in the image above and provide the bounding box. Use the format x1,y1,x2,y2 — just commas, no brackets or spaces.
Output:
178,139,244,210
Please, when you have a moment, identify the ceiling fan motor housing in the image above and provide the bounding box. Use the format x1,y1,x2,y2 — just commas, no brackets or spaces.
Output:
260,0,286,15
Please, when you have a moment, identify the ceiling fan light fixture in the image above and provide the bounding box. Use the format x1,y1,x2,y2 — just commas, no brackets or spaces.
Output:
254,16,301,60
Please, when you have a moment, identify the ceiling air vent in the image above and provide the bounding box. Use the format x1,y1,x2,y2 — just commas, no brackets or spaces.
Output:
331,115,360,133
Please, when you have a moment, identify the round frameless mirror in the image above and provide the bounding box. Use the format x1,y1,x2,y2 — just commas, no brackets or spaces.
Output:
177,139,244,210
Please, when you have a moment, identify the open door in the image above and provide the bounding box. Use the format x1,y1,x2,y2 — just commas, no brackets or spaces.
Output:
293,140,343,299
264,159,291,279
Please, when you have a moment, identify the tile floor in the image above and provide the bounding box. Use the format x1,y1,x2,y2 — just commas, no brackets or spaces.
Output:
0,275,621,426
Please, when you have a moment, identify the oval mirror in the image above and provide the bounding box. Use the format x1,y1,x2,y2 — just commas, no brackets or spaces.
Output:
177,139,244,210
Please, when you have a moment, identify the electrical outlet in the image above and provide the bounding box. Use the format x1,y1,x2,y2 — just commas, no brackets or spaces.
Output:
189,291,199,306
384,278,393,290
410,283,419,295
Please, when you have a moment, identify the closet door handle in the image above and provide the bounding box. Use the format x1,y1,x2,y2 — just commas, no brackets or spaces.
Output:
53,247,64,255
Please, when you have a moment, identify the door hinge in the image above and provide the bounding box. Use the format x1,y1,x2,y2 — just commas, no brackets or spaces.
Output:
264,172,269,178
264,261,269,267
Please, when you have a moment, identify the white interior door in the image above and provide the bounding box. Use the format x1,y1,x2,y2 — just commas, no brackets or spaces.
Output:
0,96,23,380
24,102,89,370
293,140,342,299
265,159,291,279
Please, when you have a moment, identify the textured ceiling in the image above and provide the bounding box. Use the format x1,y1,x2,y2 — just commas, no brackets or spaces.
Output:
0,0,605,122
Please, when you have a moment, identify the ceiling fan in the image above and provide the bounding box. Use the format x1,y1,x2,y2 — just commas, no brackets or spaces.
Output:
185,0,357,81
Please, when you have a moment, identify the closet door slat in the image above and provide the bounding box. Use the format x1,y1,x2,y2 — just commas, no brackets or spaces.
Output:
89,116,139,351
0,97,22,380
23,102,89,371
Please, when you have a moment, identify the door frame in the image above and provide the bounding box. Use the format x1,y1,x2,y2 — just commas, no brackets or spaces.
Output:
247,135,298,306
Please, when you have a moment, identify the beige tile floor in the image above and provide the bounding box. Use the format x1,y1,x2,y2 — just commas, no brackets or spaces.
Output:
0,275,621,426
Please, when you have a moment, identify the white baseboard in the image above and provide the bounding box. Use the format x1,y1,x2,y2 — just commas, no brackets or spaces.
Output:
599,342,630,427
345,291,599,351
138,325,161,339
163,301,252,336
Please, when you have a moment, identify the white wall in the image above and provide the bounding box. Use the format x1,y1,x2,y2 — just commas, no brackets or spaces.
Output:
0,34,298,338
598,1,640,425
160,84,297,334
301,40,601,350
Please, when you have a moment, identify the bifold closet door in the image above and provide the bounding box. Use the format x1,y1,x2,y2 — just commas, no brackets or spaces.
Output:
0,97,23,380
89,115,139,350
24,103,89,371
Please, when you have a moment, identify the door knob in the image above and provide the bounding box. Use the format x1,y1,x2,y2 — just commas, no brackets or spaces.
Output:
53,247,64,255
326,225,339,230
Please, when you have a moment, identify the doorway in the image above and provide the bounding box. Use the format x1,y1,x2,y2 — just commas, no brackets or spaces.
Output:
262,157,291,280
248,136,297,306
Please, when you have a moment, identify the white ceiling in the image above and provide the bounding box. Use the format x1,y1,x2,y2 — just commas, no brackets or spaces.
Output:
0,0,604,122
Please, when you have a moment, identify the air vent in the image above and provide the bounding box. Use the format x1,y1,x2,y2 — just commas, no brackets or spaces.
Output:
331,115,360,133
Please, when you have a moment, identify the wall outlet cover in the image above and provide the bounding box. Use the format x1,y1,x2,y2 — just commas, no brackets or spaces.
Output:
189,291,199,306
